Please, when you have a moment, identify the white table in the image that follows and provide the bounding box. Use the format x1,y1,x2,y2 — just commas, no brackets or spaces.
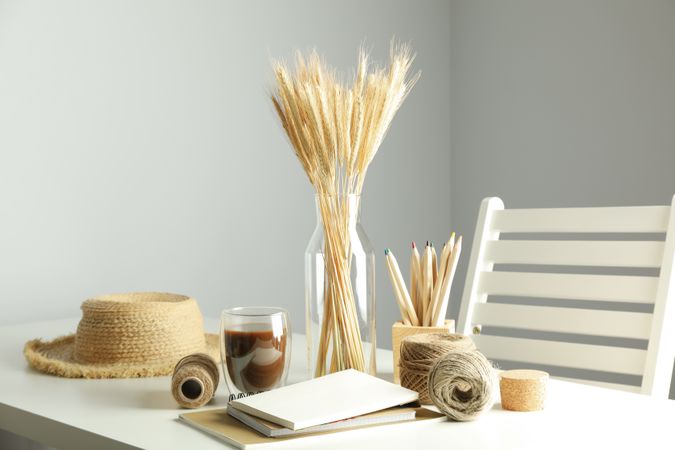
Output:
1,318,673,450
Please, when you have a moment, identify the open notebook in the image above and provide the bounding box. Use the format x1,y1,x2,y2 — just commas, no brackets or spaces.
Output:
228,369,420,430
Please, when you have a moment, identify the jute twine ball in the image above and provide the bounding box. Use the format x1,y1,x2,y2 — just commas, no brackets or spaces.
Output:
399,333,475,404
171,353,220,409
428,349,496,421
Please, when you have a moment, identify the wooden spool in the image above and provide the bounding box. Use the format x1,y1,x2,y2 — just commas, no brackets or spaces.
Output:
499,369,548,412
171,353,219,409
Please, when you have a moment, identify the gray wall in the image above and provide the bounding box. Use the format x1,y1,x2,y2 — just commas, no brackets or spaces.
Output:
0,0,450,446
449,0,675,397
2,0,675,446
0,0,450,340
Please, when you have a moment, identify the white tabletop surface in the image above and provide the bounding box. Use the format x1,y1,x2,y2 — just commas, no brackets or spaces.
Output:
1,318,674,450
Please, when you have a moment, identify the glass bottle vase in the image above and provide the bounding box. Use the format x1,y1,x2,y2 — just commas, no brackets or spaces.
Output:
305,194,376,378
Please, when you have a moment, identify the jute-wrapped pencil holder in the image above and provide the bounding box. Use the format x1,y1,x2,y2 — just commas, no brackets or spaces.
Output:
391,320,455,384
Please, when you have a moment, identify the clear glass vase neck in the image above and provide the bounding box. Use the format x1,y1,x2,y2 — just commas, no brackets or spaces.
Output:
314,194,361,225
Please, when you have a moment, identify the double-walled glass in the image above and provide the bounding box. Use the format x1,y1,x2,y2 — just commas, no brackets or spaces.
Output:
220,307,291,396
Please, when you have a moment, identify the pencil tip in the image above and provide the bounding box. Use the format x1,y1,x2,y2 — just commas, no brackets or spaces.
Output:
384,248,389,255
426,240,429,246
412,241,416,249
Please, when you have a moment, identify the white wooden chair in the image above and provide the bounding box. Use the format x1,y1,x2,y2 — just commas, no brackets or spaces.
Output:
458,196,675,398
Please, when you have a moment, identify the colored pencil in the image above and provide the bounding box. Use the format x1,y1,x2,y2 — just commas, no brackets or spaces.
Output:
421,242,433,325
433,236,462,326
388,249,420,326
429,233,454,326
410,242,421,319
385,249,412,326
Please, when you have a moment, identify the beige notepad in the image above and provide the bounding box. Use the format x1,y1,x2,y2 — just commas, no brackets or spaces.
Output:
179,407,445,450
227,405,417,437
229,369,419,430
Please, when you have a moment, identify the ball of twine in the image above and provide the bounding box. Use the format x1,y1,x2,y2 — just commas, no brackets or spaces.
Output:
171,353,220,409
399,333,475,404
428,349,496,421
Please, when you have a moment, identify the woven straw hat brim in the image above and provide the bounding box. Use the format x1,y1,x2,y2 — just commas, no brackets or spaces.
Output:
24,333,220,379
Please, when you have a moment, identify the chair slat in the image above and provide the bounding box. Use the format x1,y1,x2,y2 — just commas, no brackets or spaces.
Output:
485,240,664,268
473,303,652,339
491,206,670,233
473,335,646,375
642,194,675,398
479,271,657,303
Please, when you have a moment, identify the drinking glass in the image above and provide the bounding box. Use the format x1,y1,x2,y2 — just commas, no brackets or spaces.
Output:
220,307,291,396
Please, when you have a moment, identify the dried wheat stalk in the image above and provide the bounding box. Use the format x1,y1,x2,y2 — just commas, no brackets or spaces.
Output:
271,43,419,376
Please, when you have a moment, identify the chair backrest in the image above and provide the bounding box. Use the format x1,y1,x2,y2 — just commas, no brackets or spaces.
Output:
458,196,675,398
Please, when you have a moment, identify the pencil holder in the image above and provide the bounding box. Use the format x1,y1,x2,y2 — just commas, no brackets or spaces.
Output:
392,320,455,384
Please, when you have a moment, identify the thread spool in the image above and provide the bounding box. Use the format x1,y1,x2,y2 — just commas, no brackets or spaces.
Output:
499,369,548,412
171,353,219,408
398,333,475,404
428,349,496,421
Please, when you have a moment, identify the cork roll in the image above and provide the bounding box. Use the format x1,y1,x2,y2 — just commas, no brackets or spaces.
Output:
499,369,549,412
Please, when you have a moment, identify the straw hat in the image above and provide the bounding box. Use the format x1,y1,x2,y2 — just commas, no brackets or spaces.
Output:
24,292,220,378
